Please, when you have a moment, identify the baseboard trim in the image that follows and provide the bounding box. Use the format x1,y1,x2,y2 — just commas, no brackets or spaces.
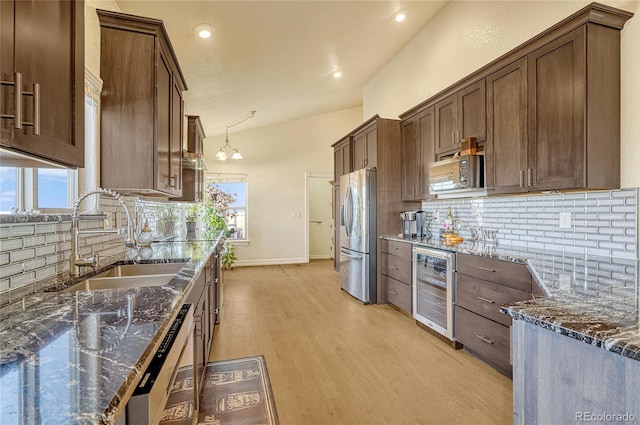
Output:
233,257,308,267
309,254,332,260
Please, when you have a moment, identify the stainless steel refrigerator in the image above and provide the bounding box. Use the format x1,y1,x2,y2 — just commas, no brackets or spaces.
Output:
339,168,377,303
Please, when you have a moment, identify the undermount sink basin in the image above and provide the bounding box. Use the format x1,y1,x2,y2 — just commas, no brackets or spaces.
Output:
63,262,186,292
94,262,185,278
64,274,177,292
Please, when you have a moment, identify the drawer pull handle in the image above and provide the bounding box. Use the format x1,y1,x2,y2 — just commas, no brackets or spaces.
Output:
392,266,400,270
389,290,398,295
477,266,496,272
476,296,495,304
476,334,495,345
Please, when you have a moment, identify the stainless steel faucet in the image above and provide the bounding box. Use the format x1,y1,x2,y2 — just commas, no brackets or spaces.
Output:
70,188,136,277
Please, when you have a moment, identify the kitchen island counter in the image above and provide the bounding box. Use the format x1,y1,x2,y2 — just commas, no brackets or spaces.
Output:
380,235,640,361
0,236,222,424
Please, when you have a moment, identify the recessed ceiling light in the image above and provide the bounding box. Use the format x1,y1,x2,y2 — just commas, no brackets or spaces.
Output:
333,71,342,79
193,23,214,39
394,11,406,23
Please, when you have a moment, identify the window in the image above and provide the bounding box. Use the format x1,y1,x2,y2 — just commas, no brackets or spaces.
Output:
204,173,248,241
0,167,77,213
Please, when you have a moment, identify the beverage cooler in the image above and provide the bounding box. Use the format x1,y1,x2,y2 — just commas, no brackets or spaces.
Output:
412,247,455,340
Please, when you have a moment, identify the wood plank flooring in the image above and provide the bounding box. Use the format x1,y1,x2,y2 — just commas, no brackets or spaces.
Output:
210,260,513,425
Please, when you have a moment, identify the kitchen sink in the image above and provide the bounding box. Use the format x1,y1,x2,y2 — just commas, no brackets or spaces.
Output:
93,262,185,278
63,262,186,292
65,274,177,291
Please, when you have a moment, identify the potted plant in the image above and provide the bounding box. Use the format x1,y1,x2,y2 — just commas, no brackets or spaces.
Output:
221,244,237,270
185,204,199,233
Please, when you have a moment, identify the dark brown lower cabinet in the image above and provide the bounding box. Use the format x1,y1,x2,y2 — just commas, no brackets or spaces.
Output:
380,239,412,314
455,253,537,377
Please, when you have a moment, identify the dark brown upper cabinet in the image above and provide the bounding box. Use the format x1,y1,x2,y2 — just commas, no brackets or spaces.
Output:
0,0,84,168
352,123,377,170
176,115,206,202
98,9,187,198
487,20,627,193
485,58,528,194
401,3,632,196
401,106,435,201
333,136,351,183
435,80,486,156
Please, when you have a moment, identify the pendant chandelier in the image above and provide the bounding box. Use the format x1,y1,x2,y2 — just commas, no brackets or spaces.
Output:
215,110,256,161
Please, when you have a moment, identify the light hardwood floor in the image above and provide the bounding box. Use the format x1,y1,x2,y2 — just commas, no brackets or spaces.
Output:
210,260,513,425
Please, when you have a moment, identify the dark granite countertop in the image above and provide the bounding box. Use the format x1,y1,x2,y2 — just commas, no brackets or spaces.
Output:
0,236,222,424
381,235,640,361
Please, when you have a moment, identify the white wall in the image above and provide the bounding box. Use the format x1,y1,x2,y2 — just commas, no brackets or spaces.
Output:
363,0,640,188
204,107,362,266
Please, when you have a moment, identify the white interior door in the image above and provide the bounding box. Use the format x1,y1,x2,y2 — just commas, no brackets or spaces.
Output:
309,176,333,259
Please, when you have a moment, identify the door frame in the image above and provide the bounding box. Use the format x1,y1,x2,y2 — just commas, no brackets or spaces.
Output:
304,172,334,263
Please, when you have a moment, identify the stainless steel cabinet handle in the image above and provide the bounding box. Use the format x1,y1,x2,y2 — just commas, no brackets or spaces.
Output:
477,266,496,272
477,296,495,304
528,168,534,187
0,72,23,129
391,266,400,270
519,170,525,188
20,82,40,134
32,83,40,135
389,290,398,295
168,173,178,188
476,334,495,345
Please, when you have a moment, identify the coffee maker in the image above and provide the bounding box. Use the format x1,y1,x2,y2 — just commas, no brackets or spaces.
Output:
400,210,431,239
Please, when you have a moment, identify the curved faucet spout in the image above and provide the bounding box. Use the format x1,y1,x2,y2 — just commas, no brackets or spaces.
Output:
70,188,136,277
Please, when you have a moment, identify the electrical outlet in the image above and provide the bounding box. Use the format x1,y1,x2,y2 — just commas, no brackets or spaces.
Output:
559,212,572,229
558,272,571,291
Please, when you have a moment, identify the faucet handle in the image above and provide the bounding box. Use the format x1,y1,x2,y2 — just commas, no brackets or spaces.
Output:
92,254,100,269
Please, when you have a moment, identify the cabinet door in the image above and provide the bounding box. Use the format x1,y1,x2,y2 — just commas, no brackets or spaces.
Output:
168,78,183,196
364,126,377,168
333,138,350,181
352,132,366,170
435,95,456,155
1,0,84,167
457,80,486,145
486,58,528,194
156,43,173,193
401,118,418,201
528,27,586,191
417,107,435,199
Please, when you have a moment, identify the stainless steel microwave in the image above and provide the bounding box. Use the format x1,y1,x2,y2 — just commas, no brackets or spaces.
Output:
428,154,483,194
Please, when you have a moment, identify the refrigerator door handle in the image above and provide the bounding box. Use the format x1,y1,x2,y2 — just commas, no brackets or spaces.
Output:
344,187,353,237
340,250,363,260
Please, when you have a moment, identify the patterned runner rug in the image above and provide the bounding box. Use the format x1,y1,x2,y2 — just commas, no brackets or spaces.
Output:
160,355,279,425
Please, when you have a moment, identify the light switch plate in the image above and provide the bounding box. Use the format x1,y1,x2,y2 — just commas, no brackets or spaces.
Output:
559,212,572,229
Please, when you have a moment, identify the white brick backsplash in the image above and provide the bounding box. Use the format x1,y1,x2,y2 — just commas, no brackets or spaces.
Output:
423,188,637,258
23,258,47,272
10,225,35,236
0,253,9,266
0,279,9,292
1,263,23,278
35,245,56,257
10,272,35,288
35,266,56,280
0,227,10,238
9,248,35,263
34,223,56,234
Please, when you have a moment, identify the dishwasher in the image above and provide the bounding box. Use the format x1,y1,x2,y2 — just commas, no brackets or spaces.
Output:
126,303,196,425
412,246,455,340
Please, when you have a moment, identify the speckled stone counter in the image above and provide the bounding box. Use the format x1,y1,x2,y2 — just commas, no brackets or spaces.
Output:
0,237,222,424
380,235,640,361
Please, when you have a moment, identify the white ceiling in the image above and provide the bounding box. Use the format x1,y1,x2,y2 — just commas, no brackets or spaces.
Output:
116,1,449,138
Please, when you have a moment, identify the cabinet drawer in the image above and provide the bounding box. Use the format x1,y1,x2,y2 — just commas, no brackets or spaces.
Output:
383,275,412,314
457,253,532,292
456,274,532,326
455,307,511,376
380,239,412,258
381,253,412,284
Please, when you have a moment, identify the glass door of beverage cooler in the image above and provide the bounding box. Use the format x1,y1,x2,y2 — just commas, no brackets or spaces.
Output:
412,247,455,340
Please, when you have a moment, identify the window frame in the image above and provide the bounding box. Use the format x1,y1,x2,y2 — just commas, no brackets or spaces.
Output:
204,173,249,244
